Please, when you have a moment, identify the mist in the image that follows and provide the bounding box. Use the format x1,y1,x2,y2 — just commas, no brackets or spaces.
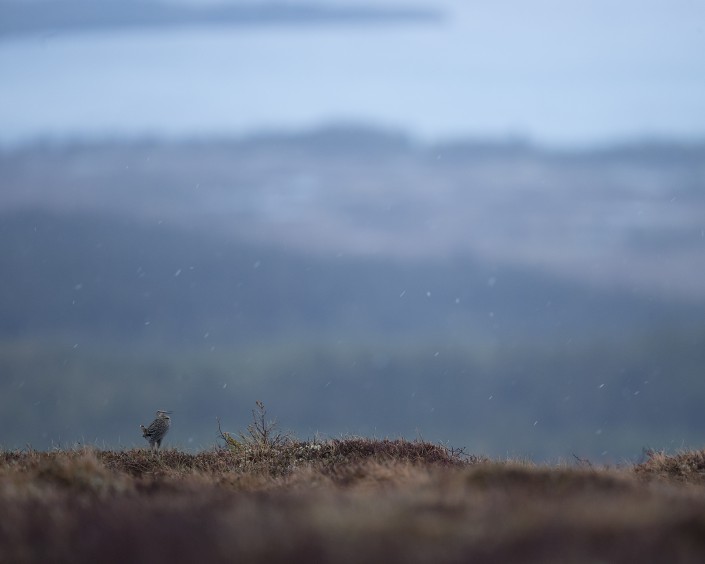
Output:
1,0,704,461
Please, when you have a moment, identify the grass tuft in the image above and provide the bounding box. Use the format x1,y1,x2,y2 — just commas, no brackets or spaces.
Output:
634,449,705,484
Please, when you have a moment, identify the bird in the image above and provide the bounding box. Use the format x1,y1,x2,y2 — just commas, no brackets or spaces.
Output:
140,410,172,451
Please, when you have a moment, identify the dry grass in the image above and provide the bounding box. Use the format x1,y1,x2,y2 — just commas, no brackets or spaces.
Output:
634,449,705,485
3,440,705,563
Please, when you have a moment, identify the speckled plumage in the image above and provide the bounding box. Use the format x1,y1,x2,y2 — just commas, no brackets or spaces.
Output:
141,410,171,450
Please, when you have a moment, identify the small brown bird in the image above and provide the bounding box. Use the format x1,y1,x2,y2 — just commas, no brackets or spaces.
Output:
140,410,172,451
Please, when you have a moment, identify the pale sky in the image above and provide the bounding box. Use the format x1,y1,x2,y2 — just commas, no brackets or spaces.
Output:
1,0,704,146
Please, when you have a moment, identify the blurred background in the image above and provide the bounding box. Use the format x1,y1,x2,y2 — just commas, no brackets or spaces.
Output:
1,0,704,460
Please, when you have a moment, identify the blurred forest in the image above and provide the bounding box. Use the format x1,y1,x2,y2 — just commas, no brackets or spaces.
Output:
1,128,704,460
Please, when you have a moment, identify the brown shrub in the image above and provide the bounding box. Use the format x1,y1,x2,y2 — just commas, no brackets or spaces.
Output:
634,449,705,485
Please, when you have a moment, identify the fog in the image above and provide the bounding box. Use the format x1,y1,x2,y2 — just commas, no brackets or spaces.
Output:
1,1,704,460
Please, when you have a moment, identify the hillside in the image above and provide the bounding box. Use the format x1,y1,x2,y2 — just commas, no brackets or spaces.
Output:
3,133,704,299
1,207,705,457
1,208,695,345
2,437,705,563
2,132,704,458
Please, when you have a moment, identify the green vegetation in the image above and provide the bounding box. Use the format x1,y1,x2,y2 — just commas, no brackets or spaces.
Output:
1,198,704,461
2,330,705,460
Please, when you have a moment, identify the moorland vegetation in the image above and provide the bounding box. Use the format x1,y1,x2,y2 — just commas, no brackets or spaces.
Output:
2,403,705,563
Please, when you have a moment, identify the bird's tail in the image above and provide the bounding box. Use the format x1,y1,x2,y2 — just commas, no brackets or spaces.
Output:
140,424,147,436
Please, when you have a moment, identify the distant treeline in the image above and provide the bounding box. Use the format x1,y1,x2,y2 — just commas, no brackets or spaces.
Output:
4,125,705,160
2,329,705,459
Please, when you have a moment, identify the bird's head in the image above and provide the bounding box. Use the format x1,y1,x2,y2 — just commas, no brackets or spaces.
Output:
156,410,172,419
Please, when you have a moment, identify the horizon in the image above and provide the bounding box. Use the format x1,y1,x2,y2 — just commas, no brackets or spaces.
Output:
2,122,705,154
2,0,704,147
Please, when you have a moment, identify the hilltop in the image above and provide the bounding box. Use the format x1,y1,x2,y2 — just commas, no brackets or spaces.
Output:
2,437,705,563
